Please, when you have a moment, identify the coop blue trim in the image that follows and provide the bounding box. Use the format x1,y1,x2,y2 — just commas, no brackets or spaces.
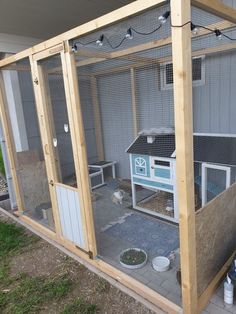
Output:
133,177,174,191
131,154,150,177
154,168,171,179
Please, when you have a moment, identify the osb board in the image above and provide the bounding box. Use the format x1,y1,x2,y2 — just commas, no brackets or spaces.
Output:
196,183,236,296
17,150,39,166
18,161,50,211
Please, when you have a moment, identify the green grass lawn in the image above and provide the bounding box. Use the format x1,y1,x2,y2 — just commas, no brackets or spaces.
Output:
0,220,97,314
0,148,5,177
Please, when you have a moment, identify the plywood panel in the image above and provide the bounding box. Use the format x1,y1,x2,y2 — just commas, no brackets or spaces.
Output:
196,183,236,296
19,160,50,211
56,184,85,249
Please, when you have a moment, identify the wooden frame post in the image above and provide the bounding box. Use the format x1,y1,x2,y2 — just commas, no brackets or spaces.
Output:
29,57,62,237
0,72,25,213
62,41,97,256
171,1,198,313
41,70,62,182
130,68,138,137
90,76,105,161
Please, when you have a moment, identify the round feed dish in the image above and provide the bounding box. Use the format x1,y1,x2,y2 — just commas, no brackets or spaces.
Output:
119,248,148,270
152,256,170,272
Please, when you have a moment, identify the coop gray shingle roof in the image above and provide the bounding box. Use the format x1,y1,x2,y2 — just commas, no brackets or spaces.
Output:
127,134,236,166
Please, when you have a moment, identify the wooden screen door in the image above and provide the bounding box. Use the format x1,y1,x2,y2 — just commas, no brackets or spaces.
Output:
31,45,97,256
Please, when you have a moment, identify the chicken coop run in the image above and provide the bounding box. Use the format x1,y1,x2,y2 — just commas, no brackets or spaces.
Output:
0,1,235,313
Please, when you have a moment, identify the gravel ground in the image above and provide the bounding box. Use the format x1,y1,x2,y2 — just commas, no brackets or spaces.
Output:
0,175,8,193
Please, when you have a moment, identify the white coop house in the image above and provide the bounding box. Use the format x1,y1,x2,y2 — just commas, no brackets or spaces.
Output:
127,132,236,223
127,132,178,222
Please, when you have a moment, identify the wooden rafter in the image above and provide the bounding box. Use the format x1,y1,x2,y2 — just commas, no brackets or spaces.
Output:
192,0,236,24
0,0,167,68
75,20,234,68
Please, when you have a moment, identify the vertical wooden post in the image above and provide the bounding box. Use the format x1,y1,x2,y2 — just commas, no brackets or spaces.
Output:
0,72,25,213
130,68,138,137
90,76,104,161
171,1,198,313
41,70,62,181
61,41,97,256
60,52,90,252
29,57,62,237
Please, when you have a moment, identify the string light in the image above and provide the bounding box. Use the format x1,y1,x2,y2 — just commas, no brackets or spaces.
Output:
71,10,236,52
125,28,133,40
96,34,104,46
71,44,78,52
190,22,198,35
158,11,170,24
214,29,222,40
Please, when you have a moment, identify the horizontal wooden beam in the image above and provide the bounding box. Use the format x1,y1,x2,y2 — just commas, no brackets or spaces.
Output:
81,41,236,77
0,0,166,68
192,0,236,24
73,20,234,69
1,64,31,72
76,47,157,65
50,40,236,77
76,48,111,59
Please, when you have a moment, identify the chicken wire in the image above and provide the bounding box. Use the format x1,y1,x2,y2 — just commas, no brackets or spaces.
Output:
1,58,55,230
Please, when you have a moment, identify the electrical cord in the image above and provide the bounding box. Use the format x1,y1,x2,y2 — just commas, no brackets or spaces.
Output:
71,11,236,51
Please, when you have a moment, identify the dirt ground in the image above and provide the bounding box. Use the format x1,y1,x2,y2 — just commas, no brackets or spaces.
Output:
0,212,156,314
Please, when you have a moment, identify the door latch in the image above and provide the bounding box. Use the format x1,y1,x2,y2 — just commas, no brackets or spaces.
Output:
34,77,39,85
49,180,54,187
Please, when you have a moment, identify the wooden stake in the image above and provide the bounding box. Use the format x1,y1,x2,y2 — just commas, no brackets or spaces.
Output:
90,76,104,161
171,0,198,313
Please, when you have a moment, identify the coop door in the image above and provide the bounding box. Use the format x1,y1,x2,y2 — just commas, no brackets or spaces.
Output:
201,163,231,206
32,48,96,254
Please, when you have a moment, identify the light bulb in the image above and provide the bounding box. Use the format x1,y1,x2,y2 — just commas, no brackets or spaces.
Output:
71,44,77,52
125,28,133,40
53,138,57,147
191,23,198,35
158,11,170,24
215,29,222,40
64,123,69,133
96,35,104,47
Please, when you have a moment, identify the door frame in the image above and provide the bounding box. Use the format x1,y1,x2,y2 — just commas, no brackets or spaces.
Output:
30,43,97,256
201,162,231,206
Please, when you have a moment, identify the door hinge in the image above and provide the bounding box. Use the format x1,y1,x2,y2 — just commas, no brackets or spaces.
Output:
34,77,39,85
88,251,93,259
75,246,94,259
49,180,54,187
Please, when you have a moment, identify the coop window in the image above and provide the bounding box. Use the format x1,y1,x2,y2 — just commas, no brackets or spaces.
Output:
154,160,170,167
161,56,205,90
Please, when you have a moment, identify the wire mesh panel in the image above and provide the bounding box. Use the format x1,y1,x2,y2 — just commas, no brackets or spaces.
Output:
191,5,236,208
38,55,78,187
1,58,55,230
74,4,177,223
70,4,182,306
37,55,88,249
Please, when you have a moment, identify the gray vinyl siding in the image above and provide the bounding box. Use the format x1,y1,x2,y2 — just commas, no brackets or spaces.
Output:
17,2,236,180
193,52,236,133
79,78,98,164
18,71,44,159
97,71,133,178
135,65,174,130
18,72,97,178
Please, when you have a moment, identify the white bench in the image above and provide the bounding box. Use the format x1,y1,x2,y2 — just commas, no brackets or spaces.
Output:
88,161,117,189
